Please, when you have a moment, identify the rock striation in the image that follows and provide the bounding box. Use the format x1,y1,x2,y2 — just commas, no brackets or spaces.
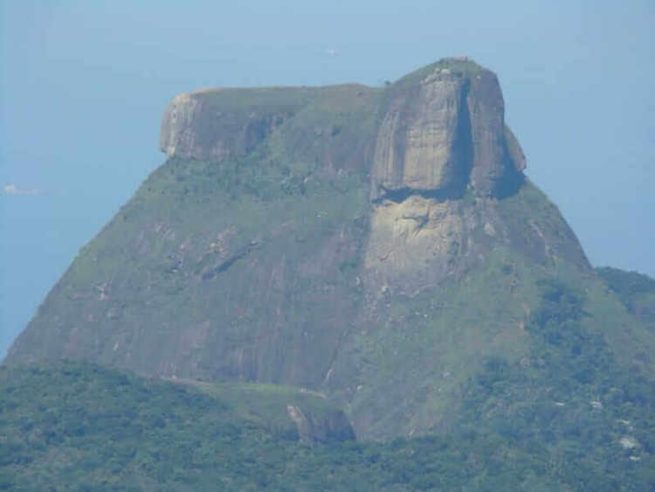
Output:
371,58,525,202
160,89,296,160
363,59,569,295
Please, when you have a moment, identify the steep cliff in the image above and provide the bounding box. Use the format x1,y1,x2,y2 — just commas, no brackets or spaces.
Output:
370,58,524,201
7,58,655,442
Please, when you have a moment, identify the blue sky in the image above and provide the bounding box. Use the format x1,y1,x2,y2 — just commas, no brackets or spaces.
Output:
1,0,654,356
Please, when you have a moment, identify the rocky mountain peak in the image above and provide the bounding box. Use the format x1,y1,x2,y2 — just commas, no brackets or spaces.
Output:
371,58,525,201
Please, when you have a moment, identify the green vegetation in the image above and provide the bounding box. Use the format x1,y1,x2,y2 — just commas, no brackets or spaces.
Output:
329,181,641,441
177,379,353,443
331,246,539,440
458,277,655,489
3,361,653,491
9,133,372,384
392,57,485,90
9,157,655,447
597,266,655,330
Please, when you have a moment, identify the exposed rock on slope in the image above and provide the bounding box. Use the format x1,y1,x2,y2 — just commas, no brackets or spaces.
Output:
370,59,524,202
363,58,583,296
160,85,376,171
7,58,655,441
160,89,298,160
170,378,355,444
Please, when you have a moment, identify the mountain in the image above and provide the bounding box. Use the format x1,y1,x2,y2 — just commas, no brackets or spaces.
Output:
6,56,655,453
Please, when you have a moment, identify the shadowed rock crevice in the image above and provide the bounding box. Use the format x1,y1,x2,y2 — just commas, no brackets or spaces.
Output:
372,185,466,204
447,77,475,197
491,165,525,199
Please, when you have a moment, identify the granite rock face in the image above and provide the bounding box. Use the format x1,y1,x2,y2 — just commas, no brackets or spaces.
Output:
371,59,525,201
364,59,536,293
160,90,289,161
161,59,525,200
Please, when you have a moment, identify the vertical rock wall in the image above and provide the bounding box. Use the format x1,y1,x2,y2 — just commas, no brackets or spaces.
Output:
370,59,525,201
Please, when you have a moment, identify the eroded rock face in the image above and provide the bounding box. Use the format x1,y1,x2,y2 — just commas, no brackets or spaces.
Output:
286,404,356,444
363,59,532,292
160,93,200,157
372,76,467,200
363,196,472,295
362,190,591,296
160,89,294,160
371,60,525,201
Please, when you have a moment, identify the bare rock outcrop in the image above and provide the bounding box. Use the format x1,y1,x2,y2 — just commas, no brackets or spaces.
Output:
286,404,355,444
160,88,300,160
371,58,525,201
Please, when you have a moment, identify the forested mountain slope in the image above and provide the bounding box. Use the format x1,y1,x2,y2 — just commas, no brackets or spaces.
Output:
2,362,653,491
